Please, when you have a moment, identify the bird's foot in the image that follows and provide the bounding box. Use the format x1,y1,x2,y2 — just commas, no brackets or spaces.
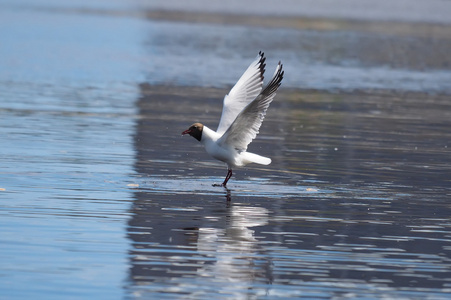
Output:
212,183,227,187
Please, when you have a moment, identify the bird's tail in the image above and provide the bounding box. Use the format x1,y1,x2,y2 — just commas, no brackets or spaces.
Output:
242,152,272,165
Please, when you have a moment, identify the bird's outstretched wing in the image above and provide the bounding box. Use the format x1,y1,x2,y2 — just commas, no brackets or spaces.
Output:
218,62,284,151
216,52,266,135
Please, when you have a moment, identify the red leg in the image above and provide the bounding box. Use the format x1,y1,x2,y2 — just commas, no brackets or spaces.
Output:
222,168,233,187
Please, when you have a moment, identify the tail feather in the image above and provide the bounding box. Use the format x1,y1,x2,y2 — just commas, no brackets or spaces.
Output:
242,152,271,165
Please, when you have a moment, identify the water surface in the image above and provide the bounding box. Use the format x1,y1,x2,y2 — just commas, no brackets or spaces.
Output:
1,1,451,299
129,85,451,299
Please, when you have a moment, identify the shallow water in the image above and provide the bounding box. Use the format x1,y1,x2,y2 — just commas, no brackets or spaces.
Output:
1,1,451,299
129,86,451,299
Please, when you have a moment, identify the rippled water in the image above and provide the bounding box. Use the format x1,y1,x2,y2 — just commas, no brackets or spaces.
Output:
129,86,451,299
1,1,451,299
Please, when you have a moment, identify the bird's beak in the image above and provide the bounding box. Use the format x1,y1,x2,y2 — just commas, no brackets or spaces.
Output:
181,129,191,136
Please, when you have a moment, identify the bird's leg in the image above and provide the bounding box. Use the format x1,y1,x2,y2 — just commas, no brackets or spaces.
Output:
222,168,233,187
213,168,233,187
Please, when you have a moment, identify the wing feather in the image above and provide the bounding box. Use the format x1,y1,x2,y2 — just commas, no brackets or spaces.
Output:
216,52,266,135
218,62,284,151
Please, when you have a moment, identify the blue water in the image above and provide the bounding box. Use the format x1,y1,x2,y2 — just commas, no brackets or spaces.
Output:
1,1,451,299
0,3,142,297
0,83,137,299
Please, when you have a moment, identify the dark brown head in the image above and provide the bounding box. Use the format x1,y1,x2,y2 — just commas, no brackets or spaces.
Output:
182,123,204,141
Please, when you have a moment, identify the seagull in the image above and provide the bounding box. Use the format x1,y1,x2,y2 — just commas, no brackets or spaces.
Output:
182,52,284,187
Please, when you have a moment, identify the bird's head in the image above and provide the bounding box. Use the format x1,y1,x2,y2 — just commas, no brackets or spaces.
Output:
182,123,204,141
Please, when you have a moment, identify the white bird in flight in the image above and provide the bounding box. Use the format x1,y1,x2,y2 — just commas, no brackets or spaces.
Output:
182,52,284,187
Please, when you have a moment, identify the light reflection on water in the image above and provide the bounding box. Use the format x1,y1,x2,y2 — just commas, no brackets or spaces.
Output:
2,80,450,299
127,85,451,299
127,180,451,299
1,1,451,299
0,81,138,299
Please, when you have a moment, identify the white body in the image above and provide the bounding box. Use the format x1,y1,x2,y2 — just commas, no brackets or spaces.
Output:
201,125,271,169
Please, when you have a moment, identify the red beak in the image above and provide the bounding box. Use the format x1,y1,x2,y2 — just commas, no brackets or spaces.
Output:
182,129,191,135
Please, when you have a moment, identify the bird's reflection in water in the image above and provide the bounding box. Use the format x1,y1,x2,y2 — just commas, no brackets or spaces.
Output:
194,189,273,292
127,188,272,298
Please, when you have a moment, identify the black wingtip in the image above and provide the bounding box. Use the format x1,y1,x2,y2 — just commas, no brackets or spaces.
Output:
278,62,284,82
258,52,266,81
260,61,284,96
258,51,265,65
274,62,284,83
